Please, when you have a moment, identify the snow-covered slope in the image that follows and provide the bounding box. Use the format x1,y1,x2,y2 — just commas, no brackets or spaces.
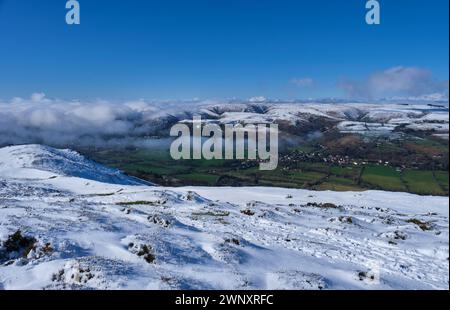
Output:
0,145,149,186
197,102,447,123
0,145,448,290
195,102,450,138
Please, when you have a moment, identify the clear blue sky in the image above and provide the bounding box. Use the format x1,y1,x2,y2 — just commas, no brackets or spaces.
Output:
0,0,448,100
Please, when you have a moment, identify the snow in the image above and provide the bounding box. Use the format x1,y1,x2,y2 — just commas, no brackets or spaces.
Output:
0,144,150,186
195,102,449,136
406,123,449,132
337,121,397,134
0,145,448,290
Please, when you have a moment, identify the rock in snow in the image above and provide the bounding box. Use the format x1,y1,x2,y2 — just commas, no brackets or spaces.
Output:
0,145,448,290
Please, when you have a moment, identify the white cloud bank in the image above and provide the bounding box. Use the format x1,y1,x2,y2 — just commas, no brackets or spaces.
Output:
0,93,206,148
340,66,449,100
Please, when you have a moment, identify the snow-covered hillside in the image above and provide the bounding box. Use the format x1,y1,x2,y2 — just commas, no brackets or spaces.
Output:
0,145,149,186
198,102,449,133
0,145,448,290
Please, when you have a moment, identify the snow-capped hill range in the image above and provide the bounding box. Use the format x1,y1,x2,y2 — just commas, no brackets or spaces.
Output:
0,100,448,147
197,101,448,122
0,144,149,186
194,102,449,137
0,145,448,290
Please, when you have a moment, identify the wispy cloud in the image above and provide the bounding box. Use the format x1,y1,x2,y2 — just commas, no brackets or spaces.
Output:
248,96,267,103
290,77,314,88
339,66,448,99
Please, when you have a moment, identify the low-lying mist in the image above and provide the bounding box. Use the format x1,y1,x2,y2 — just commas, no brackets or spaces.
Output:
0,93,212,149
0,94,307,152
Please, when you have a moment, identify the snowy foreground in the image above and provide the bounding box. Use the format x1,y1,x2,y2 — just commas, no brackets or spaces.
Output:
0,145,448,290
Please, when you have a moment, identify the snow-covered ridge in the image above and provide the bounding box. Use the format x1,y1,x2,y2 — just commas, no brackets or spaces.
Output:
0,145,448,290
195,102,449,138
198,102,449,123
0,144,149,186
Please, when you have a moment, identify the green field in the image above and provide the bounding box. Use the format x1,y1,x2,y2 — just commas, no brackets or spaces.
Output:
314,175,363,191
176,173,220,186
82,137,449,197
361,165,407,192
402,170,446,196
330,166,361,178
434,171,450,192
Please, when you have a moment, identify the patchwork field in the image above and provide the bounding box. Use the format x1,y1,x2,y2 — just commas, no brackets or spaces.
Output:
85,148,449,196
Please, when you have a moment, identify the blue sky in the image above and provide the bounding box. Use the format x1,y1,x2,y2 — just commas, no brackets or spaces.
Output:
0,0,448,100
